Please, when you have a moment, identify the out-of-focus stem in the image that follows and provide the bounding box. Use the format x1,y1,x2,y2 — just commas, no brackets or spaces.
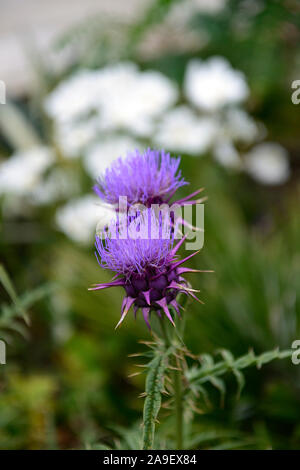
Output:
173,364,183,449
159,316,183,449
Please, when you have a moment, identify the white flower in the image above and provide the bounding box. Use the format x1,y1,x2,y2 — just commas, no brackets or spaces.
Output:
96,64,178,136
30,169,78,206
54,117,101,158
45,63,178,137
154,106,217,155
213,139,241,168
55,196,115,244
0,146,54,196
224,108,258,143
135,71,178,121
83,135,141,178
44,70,102,123
184,57,249,111
244,143,290,185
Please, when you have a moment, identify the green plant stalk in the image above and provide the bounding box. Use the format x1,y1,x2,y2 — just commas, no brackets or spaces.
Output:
142,354,166,450
173,364,183,449
159,317,184,449
187,348,293,385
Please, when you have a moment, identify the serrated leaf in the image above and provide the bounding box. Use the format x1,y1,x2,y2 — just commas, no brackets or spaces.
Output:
218,349,234,365
0,264,28,324
232,369,245,399
142,350,170,450
194,384,211,408
208,375,226,406
199,354,214,369
186,348,293,402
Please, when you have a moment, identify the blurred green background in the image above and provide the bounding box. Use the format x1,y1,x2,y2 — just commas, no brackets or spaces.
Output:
0,0,299,449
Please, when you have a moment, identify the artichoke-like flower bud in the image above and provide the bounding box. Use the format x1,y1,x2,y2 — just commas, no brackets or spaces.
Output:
89,209,203,329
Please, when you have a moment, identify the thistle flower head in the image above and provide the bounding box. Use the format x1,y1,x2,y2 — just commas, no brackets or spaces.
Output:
90,209,202,329
93,148,187,206
96,210,173,277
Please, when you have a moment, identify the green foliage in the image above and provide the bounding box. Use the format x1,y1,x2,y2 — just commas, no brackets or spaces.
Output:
1,0,300,451
0,263,57,340
142,345,172,450
187,348,292,403
0,264,29,325
138,332,292,450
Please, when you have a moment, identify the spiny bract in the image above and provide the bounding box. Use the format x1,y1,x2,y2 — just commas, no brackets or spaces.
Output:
89,209,203,329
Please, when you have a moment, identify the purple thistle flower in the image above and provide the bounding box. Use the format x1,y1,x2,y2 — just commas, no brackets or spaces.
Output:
93,148,188,206
89,209,204,329
93,149,206,236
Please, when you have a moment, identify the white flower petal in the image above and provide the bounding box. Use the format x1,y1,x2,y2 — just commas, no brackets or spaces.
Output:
0,146,54,196
224,108,258,143
45,63,178,137
30,169,78,206
54,117,101,159
44,70,102,123
244,143,290,185
184,57,249,111
83,136,141,178
213,139,241,169
154,106,217,155
55,196,115,244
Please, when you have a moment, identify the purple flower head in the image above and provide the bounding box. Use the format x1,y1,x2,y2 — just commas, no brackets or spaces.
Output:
93,148,206,237
89,209,203,329
96,210,174,277
93,148,187,206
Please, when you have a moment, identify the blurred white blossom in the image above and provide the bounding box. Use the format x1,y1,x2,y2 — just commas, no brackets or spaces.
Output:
244,143,290,185
0,146,54,196
54,117,101,158
30,169,78,206
44,58,289,186
211,108,259,167
184,57,249,111
223,108,259,143
45,63,178,139
154,106,217,155
213,139,241,168
55,196,115,244
193,0,227,13
44,70,102,123
95,64,178,136
83,135,141,178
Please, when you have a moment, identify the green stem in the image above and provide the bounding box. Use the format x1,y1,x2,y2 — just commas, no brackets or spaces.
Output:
173,365,183,449
159,315,169,344
158,316,183,449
